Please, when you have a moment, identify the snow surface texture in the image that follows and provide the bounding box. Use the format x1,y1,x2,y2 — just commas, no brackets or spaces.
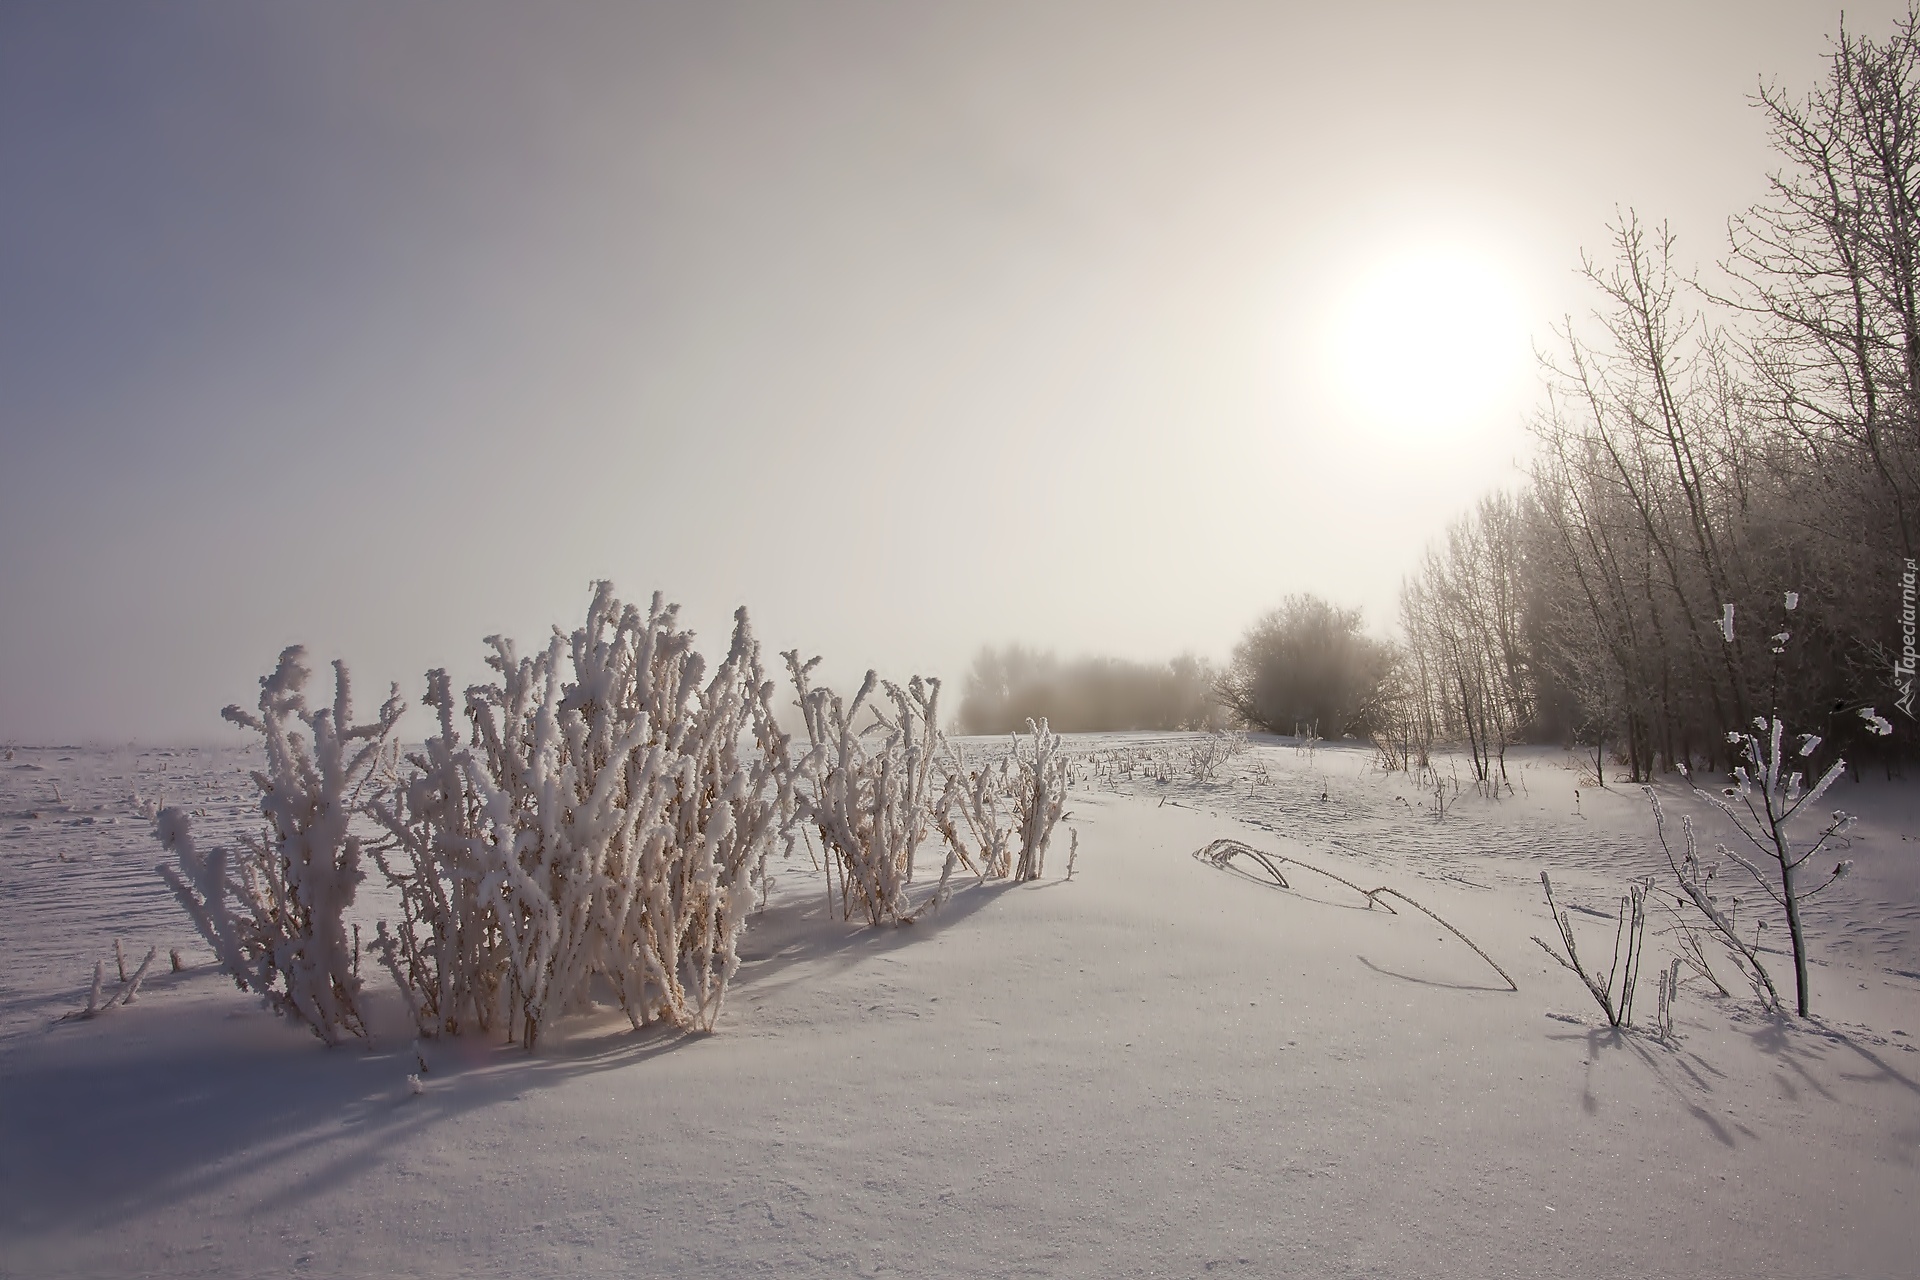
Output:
3,735,1918,1278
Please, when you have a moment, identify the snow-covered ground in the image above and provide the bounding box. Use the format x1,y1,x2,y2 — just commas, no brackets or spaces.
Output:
3,736,1917,1278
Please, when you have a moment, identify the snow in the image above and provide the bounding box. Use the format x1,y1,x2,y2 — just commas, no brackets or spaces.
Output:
3,736,1918,1278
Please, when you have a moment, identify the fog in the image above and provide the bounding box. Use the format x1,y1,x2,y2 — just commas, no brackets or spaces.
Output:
2,0,1903,742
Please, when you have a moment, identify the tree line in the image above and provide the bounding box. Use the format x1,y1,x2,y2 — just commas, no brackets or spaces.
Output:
1394,9,1920,783
956,646,1223,736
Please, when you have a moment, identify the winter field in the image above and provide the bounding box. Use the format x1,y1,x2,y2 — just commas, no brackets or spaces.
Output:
2,735,1918,1279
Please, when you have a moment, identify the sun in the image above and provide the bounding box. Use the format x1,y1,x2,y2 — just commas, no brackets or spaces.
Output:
1326,246,1531,435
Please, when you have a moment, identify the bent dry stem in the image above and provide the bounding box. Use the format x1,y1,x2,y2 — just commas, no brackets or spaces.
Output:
1194,838,1517,992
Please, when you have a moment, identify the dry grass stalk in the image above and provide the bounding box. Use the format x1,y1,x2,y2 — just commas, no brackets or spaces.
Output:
1194,838,1517,991
1531,870,1647,1026
1654,957,1683,1040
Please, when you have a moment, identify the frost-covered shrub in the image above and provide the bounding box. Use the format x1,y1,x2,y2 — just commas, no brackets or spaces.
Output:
378,585,791,1048
786,655,943,925
593,597,791,1035
154,648,404,1045
936,719,1072,886
1011,718,1068,882
1185,732,1238,784
366,669,507,1039
938,741,1015,880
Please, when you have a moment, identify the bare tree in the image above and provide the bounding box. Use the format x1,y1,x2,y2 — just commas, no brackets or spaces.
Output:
1398,492,1538,786
1724,4,1920,559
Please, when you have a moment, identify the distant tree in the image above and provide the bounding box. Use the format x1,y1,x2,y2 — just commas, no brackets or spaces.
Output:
1217,595,1392,738
956,645,1222,735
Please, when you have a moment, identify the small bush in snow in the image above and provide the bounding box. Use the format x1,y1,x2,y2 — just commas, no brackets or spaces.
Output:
366,669,508,1039
937,740,1015,881
153,647,404,1045
373,585,792,1048
936,720,1073,887
785,655,944,925
1185,733,1230,784
1011,718,1068,881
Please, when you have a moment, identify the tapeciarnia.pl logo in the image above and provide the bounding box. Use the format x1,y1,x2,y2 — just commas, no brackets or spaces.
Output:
1900,557,1918,718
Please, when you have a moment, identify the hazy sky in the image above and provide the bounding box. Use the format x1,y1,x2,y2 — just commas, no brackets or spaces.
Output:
3,1,1909,743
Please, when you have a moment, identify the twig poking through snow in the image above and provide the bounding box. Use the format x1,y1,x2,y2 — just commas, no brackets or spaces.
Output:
1654,957,1682,1040
62,947,158,1021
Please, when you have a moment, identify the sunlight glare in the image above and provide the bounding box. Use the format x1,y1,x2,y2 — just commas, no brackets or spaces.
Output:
1328,247,1531,435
